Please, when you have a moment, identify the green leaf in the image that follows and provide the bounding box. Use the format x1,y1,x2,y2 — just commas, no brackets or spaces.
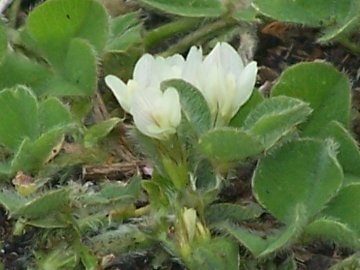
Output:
329,253,360,270
133,129,165,174
35,244,78,270
186,237,239,270
0,86,38,151
162,157,188,190
243,96,312,148
55,38,97,96
198,127,263,162
84,118,121,148
0,88,74,174
77,244,98,270
194,159,217,192
162,79,211,135
25,215,71,229
222,204,306,257
89,224,153,256
99,176,141,202
0,23,7,63
0,163,11,178
229,89,264,127
0,53,51,95
1,41,98,97
138,0,225,17
304,218,360,249
253,139,343,223
233,6,259,22
0,86,71,174
79,177,141,207
69,96,93,121
106,12,142,51
321,184,360,235
142,180,170,208
253,0,353,27
206,202,263,225
11,129,64,173
318,121,360,182
26,0,108,66
0,189,27,213
317,0,360,42
14,188,69,219
272,62,351,136
39,98,72,133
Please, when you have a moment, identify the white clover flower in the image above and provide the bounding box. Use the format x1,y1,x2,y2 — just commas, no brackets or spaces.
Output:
183,46,203,83
183,42,257,126
133,53,185,88
131,87,181,140
105,53,184,140
105,53,185,113
104,75,137,113
105,42,257,139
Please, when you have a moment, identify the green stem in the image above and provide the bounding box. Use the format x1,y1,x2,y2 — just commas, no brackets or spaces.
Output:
134,204,151,216
8,0,20,28
161,18,238,57
339,37,360,56
144,17,202,50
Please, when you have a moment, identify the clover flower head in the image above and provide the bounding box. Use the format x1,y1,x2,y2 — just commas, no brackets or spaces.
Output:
104,75,137,113
131,87,181,140
105,42,257,139
183,42,257,126
133,53,185,88
105,52,185,110
105,53,184,140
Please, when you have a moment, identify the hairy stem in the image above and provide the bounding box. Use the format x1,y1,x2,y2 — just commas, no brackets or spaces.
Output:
144,17,202,50
161,18,238,57
134,204,151,216
339,37,360,56
8,0,20,28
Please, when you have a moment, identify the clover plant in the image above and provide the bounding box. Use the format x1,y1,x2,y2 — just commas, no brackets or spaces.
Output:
0,0,360,269
252,0,360,51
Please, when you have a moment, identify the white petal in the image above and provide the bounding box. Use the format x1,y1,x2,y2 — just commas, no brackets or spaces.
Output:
183,46,203,88
159,55,185,82
218,42,244,73
218,73,237,120
154,56,166,74
153,56,173,86
162,87,181,127
235,61,258,108
203,43,221,68
204,42,244,75
167,54,186,68
168,55,186,79
105,75,131,112
201,66,222,117
146,125,174,139
149,87,181,136
133,54,185,90
131,87,181,140
133,54,155,86
186,46,203,64
131,88,160,138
